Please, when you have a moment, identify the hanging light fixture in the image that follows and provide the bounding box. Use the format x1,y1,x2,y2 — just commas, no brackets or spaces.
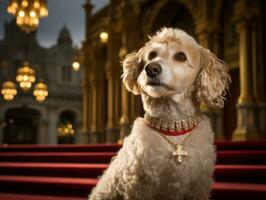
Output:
7,0,49,33
16,61,36,91
33,81,48,102
57,122,75,137
1,81,17,101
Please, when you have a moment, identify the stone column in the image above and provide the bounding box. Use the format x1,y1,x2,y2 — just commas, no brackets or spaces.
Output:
74,114,88,144
38,119,48,144
119,46,131,143
105,20,121,143
82,0,93,143
119,1,142,142
232,0,260,140
97,79,107,142
195,18,225,140
90,44,107,143
119,83,131,143
90,77,98,143
255,1,266,138
83,0,93,44
106,70,121,143
47,109,58,144
81,42,92,143
259,103,266,138
90,79,106,143
81,80,90,143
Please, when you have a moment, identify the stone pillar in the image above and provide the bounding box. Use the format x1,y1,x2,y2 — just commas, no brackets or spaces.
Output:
89,44,107,143
81,80,90,143
90,78,98,143
256,1,266,138
118,46,131,144
232,0,260,140
105,19,121,143
83,0,93,44
259,103,266,138
38,119,48,144
81,43,92,143
97,79,107,142
82,0,93,143
119,83,131,143
106,70,121,143
90,79,106,143
74,118,88,144
195,19,225,140
119,1,142,142
47,109,58,144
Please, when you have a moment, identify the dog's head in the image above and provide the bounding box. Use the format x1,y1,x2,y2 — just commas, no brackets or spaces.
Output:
122,28,230,109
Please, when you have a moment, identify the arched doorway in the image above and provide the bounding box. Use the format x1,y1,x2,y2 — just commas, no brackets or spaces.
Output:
148,1,196,37
3,107,40,144
57,110,76,144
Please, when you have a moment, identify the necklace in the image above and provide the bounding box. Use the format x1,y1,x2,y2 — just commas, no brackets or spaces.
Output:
144,113,202,164
144,113,201,136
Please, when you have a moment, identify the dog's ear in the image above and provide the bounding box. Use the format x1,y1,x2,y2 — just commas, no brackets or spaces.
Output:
121,50,143,95
195,47,231,109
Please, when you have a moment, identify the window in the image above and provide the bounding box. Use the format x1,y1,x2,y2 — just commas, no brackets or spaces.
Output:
62,65,71,82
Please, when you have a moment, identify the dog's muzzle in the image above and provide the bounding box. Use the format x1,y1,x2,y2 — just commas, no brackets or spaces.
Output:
145,63,162,78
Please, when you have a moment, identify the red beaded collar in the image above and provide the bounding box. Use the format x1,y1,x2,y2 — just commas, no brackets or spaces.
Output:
144,113,201,136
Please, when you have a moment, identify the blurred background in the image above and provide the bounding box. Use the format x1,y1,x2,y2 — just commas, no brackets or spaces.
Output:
0,0,265,145
0,1,266,199
0,0,108,144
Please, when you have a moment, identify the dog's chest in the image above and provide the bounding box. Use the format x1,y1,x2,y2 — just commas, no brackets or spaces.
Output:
141,130,214,191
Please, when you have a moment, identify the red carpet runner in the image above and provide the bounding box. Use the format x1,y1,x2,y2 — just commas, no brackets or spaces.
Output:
0,141,265,200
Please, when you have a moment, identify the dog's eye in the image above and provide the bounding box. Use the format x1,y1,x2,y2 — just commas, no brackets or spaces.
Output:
174,52,187,62
148,51,157,60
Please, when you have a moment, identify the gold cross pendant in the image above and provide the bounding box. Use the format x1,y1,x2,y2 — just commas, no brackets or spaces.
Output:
172,145,188,164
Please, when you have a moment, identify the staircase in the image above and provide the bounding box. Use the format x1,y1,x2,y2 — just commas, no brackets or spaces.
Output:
0,141,265,200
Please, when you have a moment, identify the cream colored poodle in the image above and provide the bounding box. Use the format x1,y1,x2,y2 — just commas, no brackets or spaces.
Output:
89,28,230,200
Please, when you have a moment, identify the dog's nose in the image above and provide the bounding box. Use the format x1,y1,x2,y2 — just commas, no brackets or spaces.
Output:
145,63,162,78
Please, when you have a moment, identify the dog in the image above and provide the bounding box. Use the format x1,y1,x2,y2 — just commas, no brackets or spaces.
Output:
89,28,230,200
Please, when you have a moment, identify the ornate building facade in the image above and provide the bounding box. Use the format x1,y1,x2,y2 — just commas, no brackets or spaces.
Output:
83,0,266,143
0,20,83,144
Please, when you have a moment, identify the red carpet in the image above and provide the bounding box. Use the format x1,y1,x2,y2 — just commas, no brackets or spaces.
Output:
0,140,265,200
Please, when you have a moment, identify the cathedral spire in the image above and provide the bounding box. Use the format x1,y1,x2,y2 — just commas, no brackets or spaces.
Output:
57,25,73,47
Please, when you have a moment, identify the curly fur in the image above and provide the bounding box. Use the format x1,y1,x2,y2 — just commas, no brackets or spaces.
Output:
196,48,231,108
89,27,230,200
89,117,215,200
122,51,142,95
122,27,230,108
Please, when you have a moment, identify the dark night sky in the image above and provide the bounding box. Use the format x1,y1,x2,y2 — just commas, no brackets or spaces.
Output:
0,0,109,48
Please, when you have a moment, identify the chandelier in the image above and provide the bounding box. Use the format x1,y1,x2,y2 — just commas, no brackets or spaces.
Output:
1,81,17,101
16,61,36,91
57,122,75,137
33,82,48,102
1,61,48,103
7,0,49,32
